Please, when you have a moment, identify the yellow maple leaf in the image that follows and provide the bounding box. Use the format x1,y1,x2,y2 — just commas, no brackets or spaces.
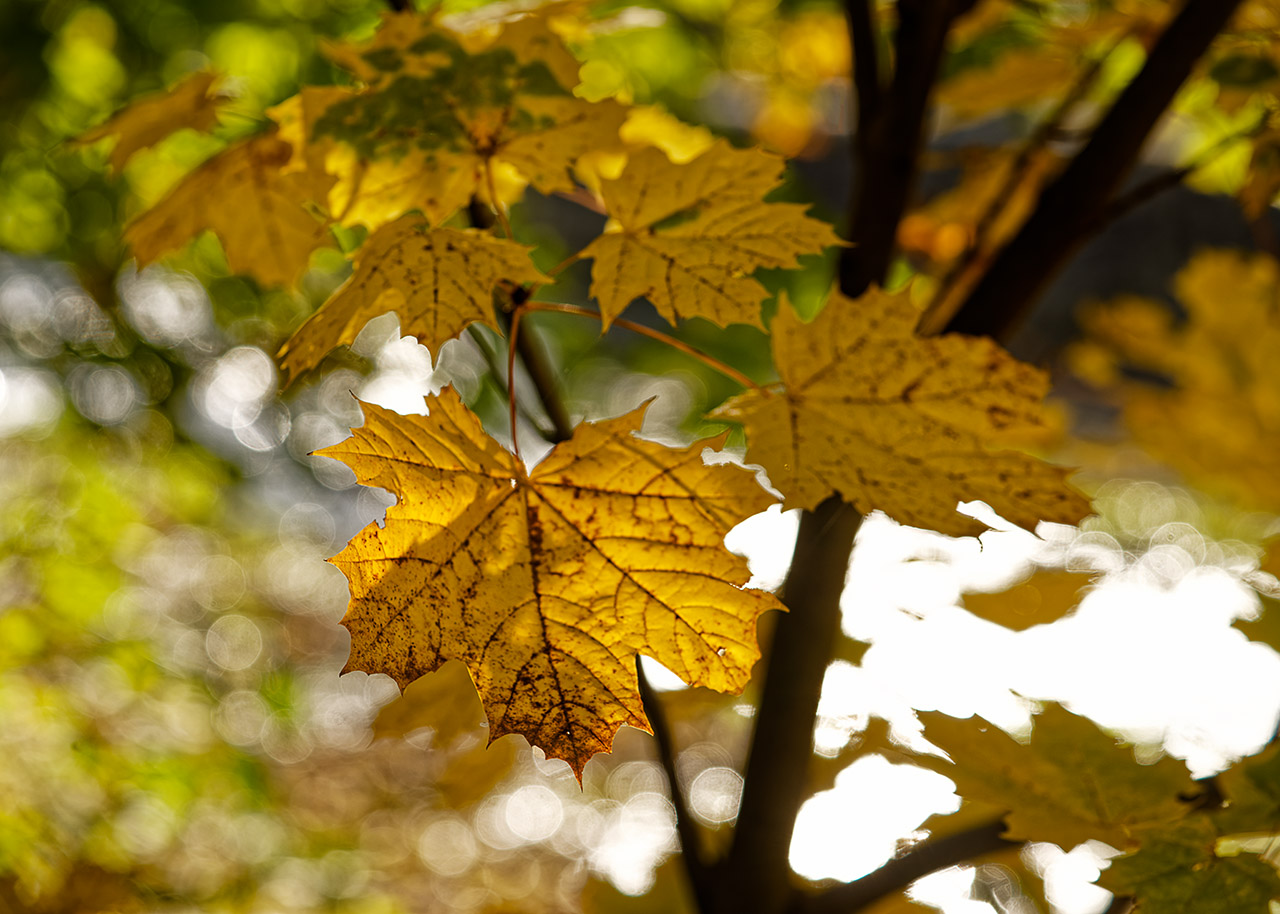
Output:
712,287,1090,535
268,87,478,229
125,131,334,288
581,140,842,329
277,213,547,384
314,10,626,212
76,71,224,172
317,388,783,776
1078,250,1280,513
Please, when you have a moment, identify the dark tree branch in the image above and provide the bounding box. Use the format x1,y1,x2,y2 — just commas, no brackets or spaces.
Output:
944,0,1247,339
841,0,973,296
725,500,865,914
1088,113,1267,235
846,0,882,136
637,659,715,914
797,820,1012,914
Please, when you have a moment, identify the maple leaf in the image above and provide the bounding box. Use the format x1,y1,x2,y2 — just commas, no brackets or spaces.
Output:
915,705,1198,850
76,71,224,172
961,569,1093,631
580,140,842,329
277,213,546,384
317,388,782,776
268,86,479,230
125,131,335,288
1077,250,1280,514
1100,817,1280,914
712,287,1090,536
313,12,626,213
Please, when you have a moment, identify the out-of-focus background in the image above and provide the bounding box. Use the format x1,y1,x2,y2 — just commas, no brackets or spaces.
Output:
4,0,1280,912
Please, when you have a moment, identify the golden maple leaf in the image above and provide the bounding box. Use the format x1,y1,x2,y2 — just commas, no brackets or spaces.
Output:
277,213,547,384
1076,250,1280,513
268,87,479,230
311,10,626,217
125,130,334,288
318,388,783,776
581,140,842,329
76,71,224,172
712,287,1090,535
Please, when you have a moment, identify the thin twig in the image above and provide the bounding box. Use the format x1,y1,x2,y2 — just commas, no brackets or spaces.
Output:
637,658,716,914
512,310,575,443
1090,114,1269,232
920,31,1122,334
484,158,514,239
465,325,556,439
522,301,765,392
507,305,525,464
798,820,1011,914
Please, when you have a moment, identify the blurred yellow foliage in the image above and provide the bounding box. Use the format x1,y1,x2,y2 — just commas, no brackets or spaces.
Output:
1077,250,1280,513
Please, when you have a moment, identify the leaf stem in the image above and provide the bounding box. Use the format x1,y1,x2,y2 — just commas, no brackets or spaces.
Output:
522,301,765,392
483,158,515,240
507,305,525,464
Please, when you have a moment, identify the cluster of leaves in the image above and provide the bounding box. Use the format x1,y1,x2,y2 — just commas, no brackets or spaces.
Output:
41,0,1280,913
86,5,1092,778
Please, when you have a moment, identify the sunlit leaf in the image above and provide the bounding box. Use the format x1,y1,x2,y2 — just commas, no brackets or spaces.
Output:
277,213,546,384
315,10,626,207
581,140,840,329
318,388,783,776
713,288,1090,535
124,131,334,288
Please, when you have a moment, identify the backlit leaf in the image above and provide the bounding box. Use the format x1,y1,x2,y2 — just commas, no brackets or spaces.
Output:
318,388,783,776
962,569,1093,631
915,705,1197,850
277,213,546,384
713,288,1090,535
124,131,334,288
314,11,626,207
76,71,224,172
269,88,479,229
1101,817,1280,914
581,141,841,329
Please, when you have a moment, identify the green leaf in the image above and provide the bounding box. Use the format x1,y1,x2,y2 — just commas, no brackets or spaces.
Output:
915,705,1197,850
1101,817,1280,913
